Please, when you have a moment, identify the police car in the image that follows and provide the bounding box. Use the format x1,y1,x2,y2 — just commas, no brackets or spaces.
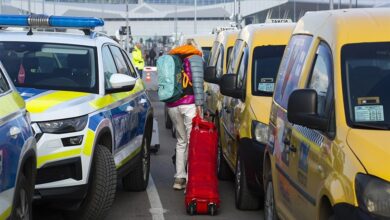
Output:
0,15,153,218
0,62,36,219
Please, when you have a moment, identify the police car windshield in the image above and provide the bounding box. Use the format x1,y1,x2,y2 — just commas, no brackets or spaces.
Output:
252,45,286,96
0,42,98,93
342,42,390,129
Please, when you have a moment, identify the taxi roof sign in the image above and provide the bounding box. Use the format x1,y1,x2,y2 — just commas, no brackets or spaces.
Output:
265,19,292,23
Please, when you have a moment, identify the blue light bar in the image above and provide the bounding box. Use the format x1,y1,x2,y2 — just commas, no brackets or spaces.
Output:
0,15,104,29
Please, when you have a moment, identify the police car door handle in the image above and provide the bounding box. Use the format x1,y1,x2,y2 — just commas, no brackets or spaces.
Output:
126,106,134,112
9,127,21,139
139,99,147,104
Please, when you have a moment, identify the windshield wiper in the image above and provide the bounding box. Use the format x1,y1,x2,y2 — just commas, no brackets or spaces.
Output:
352,122,390,130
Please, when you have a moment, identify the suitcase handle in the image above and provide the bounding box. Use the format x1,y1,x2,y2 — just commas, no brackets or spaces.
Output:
192,115,216,131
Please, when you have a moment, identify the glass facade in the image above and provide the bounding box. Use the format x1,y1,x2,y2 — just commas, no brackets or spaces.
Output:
50,0,235,5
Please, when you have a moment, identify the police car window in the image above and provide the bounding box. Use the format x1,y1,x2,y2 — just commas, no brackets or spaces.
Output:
109,46,131,76
120,49,138,78
252,45,286,96
236,45,248,89
274,35,313,108
342,42,390,129
307,43,332,117
102,46,118,89
0,71,10,94
0,42,98,93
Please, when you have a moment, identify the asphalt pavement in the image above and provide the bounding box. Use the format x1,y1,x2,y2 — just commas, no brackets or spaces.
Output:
33,74,264,220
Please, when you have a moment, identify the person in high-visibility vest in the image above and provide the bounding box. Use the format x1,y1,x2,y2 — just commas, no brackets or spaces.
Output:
132,43,145,78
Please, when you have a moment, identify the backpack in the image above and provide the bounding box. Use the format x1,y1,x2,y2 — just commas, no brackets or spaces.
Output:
157,55,184,102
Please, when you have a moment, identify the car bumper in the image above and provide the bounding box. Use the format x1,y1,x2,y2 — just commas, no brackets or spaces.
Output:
334,203,388,220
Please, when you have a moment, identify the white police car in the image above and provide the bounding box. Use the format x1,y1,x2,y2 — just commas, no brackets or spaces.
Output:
0,15,153,218
0,62,36,219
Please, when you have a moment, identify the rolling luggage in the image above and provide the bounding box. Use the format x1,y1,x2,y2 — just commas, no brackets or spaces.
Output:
185,115,220,216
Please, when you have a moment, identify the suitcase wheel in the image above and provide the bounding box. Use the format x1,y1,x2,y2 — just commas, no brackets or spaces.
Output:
187,201,196,215
208,203,217,216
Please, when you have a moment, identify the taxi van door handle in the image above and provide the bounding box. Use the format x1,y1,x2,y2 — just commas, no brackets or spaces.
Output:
126,106,134,113
289,145,297,153
9,127,21,139
138,99,147,104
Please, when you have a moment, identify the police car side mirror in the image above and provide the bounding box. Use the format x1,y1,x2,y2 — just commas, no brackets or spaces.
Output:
287,89,328,131
107,74,136,93
204,66,219,84
219,74,242,99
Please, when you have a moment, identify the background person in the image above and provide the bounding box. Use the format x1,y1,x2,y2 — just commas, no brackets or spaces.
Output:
167,39,204,190
132,42,145,78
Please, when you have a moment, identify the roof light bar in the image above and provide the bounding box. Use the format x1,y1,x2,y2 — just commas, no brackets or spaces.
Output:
0,15,104,29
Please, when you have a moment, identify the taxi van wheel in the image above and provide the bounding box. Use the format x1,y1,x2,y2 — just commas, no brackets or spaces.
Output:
74,144,117,220
12,173,33,220
217,144,233,180
235,154,260,210
264,172,278,220
122,132,151,191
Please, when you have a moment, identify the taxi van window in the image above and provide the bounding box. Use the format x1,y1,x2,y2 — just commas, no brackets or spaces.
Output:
202,47,212,63
0,71,10,94
237,45,248,90
120,49,138,78
342,42,390,129
102,45,118,89
0,42,97,93
252,45,286,96
274,35,313,108
216,46,224,78
208,42,219,66
307,43,333,117
228,40,243,74
226,46,233,70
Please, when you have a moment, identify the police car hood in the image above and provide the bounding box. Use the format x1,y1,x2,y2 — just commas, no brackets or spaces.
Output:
347,129,390,182
18,88,99,122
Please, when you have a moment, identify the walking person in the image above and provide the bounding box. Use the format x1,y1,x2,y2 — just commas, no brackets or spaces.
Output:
149,46,157,66
167,39,205,190
132,42,145,78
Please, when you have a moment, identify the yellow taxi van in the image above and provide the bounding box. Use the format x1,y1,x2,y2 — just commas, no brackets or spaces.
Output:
204,30,238,122
215,23,295,210
264,9,390,220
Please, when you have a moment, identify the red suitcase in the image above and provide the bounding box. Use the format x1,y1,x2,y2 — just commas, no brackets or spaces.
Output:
185,115,220,215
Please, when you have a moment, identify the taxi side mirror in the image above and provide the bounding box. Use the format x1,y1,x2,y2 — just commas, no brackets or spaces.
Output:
107,73,136,93
219,74,242,99
204,66,219,84
287,89,328,131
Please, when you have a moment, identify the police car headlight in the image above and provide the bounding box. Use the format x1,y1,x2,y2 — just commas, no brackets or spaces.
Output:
38,116,88,134
251,121,268,144
355,173,390,217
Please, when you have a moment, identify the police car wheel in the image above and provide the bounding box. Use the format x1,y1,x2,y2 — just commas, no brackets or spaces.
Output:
235,154,260,210
122,127,151,191
75,144,117,220
12,174,32,220
264,172,278,220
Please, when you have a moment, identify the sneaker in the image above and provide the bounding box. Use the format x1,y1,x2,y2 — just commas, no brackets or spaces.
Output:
173,178,186,190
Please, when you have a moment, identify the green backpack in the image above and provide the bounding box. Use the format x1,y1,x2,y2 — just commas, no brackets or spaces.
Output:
157,55,183,102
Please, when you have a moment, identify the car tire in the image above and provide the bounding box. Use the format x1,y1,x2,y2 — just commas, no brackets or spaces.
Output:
235,154,260,210
122,131,151,191
264,171,278,220
75,144,117,220
165,106,173,129
12,173,33,220
216,118,233,180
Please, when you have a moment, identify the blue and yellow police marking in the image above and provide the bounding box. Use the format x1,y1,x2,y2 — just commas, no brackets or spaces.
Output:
0,92,24,119
26,91,90,114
